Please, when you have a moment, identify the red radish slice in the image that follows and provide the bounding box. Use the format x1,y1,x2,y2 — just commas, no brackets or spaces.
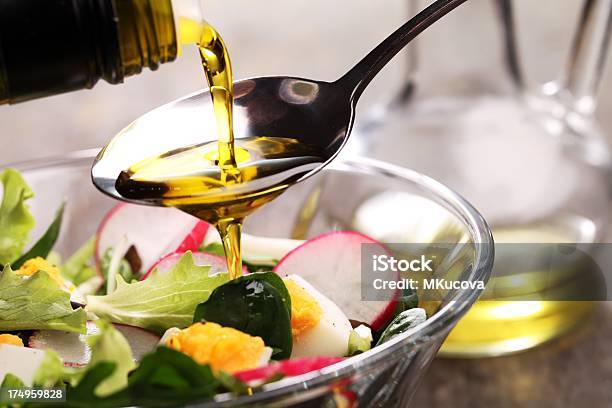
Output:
95,203,209,275
141,251,248,280
28,321,159,367
235,357,344,383
274,231,397,331
175,220,210,253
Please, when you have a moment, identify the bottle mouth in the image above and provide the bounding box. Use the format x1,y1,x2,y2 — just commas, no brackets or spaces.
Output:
170,0,206,54
114,0,178,78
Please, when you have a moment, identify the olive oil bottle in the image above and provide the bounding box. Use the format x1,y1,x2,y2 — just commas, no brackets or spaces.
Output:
0,0,202,104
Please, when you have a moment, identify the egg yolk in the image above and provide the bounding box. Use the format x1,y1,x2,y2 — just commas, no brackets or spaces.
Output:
166,322,266,373
0,334,24,347
284,278,322,338
17,257,68,289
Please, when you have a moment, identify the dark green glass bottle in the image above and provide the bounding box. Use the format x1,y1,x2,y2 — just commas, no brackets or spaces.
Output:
0,0,194,104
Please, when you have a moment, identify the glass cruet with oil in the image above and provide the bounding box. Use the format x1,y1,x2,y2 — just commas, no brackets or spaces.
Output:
337,0,612,356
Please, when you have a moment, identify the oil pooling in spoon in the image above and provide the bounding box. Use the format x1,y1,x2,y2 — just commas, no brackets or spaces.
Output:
115,21,327,279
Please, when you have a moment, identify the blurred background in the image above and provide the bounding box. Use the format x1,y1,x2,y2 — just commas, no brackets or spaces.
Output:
2,0,611,162
1,0,611,406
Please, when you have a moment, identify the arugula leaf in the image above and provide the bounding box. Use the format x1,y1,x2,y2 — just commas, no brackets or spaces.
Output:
373,288,420,343
127,347,218,395
0,168,35,265
200,242,225,257
99,247,135,286
200,243,279,273
0,265,86,333
242,259,278,273
12,202,65,269
194,272,292,359
87,252,229,334
67,362,118,404
376,308,427,346
216,370,249,394
62,236,96,286
394,287,419,313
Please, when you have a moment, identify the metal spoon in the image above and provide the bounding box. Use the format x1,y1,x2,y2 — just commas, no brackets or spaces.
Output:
92,0,468,201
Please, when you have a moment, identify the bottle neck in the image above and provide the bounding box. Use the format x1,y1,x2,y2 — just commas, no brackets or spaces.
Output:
0,0,182,104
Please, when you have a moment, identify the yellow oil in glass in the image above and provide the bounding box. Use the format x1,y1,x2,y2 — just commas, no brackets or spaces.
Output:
440,226,597,356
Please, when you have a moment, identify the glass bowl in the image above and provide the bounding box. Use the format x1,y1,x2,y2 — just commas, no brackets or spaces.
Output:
5,151,493,407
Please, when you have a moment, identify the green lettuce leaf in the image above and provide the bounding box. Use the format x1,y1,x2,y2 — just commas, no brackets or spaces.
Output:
99,247,136,290
31,321,136,400
348,326,373,356
0,265,86,333
86,252,229,333
12,202,66,269
62,236,96,286
86,321,136,397
0,373,25,405
33,349,74,388
0,168,35,265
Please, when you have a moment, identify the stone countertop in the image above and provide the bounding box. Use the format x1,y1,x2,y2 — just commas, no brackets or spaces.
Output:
413,303,612,408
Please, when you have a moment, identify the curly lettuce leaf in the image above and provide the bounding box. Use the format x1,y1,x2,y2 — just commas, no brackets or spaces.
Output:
86,252,229,333
32,321,135,398
0,265,86,333
0,168,35,265
86,321,136,397
0,373,25,405
33,349,69,388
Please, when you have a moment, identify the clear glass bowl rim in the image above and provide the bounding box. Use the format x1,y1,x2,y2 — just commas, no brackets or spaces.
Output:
3,149,494,405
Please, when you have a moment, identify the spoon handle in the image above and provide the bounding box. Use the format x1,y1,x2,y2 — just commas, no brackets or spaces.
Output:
337,0,468,102
495,0,524,89
561,0,612,114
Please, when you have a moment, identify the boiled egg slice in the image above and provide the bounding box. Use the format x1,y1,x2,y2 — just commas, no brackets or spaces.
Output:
284,274,352,358
163,322,272,373
0,344,46,386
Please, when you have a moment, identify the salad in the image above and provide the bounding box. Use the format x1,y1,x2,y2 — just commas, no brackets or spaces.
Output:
0,168,427,407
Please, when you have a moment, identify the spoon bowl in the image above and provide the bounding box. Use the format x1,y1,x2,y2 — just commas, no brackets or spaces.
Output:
91,77,352,203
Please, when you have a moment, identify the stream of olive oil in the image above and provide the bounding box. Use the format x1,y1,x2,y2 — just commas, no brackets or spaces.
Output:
197,23,242,280
115,22,327,279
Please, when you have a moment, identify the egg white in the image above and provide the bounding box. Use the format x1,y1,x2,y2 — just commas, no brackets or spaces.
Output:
0,345,46,386
285,275,352,358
